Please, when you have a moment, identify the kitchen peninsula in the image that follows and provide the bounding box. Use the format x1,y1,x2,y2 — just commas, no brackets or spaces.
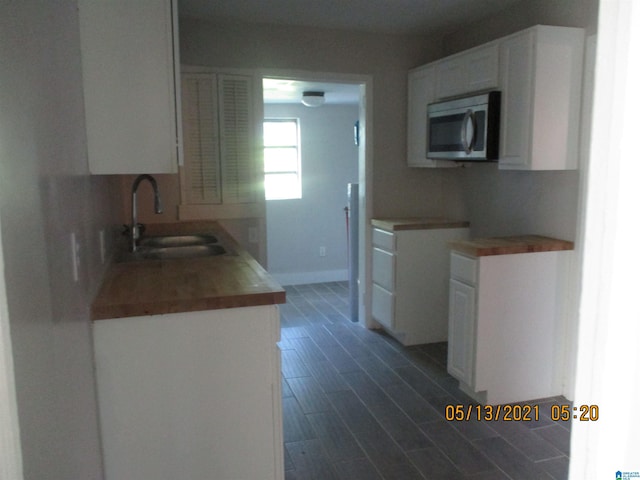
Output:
91,221,285,480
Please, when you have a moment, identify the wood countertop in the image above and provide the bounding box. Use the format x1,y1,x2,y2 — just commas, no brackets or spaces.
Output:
372,217,470,231
91,221,286,320
449,235,574,257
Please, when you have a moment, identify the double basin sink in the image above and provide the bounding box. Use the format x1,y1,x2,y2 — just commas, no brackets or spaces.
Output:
121,234,229,261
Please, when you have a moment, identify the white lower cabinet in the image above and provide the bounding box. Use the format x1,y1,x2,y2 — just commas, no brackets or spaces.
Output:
447,279,476,387
371,226,469,345
447,250,570,405
93,305,284,480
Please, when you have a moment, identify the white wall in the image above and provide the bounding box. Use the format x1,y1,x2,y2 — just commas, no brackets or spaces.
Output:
0,1,119,478
264,104,359,285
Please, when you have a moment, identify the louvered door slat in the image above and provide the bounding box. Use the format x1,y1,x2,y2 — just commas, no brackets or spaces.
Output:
219,75,255,204
181,74,222,204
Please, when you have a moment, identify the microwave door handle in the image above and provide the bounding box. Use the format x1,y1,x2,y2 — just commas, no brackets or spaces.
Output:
461,109,476,154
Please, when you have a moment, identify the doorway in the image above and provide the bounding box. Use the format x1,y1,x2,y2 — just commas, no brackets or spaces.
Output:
261,72,372,326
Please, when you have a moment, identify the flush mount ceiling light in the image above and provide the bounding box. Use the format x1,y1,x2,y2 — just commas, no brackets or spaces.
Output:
301,91,325,107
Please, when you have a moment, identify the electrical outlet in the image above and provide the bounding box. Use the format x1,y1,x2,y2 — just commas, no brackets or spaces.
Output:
319,246,326,257
71,232,81,282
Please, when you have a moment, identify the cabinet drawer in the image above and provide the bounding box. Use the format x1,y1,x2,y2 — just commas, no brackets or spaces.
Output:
450,252,477,285
372,228,395,251
372,283,394,329
372,248,395,291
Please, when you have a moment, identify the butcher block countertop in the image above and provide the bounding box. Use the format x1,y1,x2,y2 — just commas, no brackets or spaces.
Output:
91,221,285,320
372,217,470,231
449,235,574,257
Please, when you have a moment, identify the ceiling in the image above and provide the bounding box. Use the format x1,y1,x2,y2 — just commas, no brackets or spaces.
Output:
178,0,521,36
263,78,361,106
178,0,522,105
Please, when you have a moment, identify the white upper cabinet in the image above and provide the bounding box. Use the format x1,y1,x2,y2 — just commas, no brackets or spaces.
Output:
499,26,584,170
407,25,584,171
407,65,435,167
407,65,459,168
435,43,499,99
79,0,180,174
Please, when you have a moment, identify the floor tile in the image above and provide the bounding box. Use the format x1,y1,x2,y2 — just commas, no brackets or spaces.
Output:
538,456,570,480
281,349,312,379
288,336,328,364
306,411,366,462
286,439,340,480
325,389,381,435
502,428,565,461
354,354,405,388
533,425,571,456
282,396,316,443
334,457,384,480
287,376,333,414
406,445,463,478
384,382,442,423
354,423,412,471
305,360,351,393
474,436,554,480
393,364,450,400
419,420,497,476
280,282,573,480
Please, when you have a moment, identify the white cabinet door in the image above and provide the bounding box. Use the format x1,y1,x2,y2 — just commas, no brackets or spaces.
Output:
372,247,395,291
447,278,476,387
407,65,459,168
372,283,395,329
435,57,465,99
435,43,499,99
407,65,435,167
79,0,179,174
499,26,584,170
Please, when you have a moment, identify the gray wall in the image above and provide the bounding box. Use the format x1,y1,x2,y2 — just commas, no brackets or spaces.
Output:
178,18,465,220
0,1,120,477
264,104,359,285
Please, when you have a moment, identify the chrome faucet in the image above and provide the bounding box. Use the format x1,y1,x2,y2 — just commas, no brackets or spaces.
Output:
130,174,163,252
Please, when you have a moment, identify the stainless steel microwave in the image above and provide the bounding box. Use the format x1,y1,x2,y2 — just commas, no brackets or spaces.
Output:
427,91,501,161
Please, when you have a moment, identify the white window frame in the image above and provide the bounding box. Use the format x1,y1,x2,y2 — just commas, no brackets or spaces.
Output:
263,118,302,200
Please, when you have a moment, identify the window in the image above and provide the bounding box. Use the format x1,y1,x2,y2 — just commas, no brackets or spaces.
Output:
263,119,301,200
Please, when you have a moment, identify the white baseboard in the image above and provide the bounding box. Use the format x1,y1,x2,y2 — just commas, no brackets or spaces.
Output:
270,269,348,286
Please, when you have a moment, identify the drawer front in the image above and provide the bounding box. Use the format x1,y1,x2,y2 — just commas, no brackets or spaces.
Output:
372,228,395,251
372,283,394,329
450,252,478,285
372,248,395,291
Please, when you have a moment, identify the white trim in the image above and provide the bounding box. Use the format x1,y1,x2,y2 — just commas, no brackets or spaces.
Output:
258,68,374,328
0,218,24,479
270,269,349,286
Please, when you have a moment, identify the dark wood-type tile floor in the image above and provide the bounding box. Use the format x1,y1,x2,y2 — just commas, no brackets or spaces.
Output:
279,282,572,480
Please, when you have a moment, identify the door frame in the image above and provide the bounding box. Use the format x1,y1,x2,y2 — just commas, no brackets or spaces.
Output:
259,68,374,326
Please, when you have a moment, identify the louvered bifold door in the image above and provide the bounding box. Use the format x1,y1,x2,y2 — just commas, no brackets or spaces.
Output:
181,73,222,204
218,74,255,204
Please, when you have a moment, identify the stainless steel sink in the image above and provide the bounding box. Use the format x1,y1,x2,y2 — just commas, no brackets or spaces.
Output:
133,244,227,260
115,233,230,262
138,234,218,248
